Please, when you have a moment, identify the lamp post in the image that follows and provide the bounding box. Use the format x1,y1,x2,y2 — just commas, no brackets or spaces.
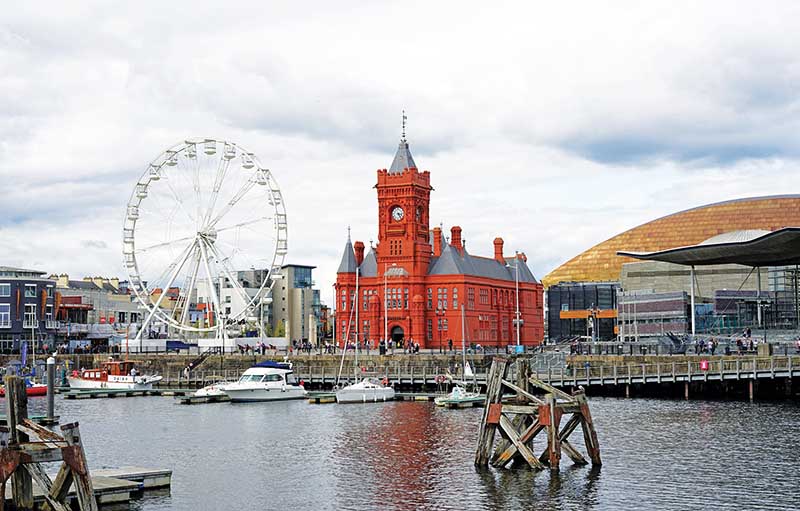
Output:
507,252,522,348
436,308,444,354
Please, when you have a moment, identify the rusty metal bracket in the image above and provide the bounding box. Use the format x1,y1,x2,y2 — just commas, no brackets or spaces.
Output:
61,446,88,476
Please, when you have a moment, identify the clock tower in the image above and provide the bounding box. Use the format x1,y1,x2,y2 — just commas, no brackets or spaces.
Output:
375,134,432,276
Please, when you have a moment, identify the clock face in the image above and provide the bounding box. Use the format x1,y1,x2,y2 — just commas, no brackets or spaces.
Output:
391,207,405,221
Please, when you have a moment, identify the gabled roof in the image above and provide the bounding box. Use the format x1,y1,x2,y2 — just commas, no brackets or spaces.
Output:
359,249,377,277
337,237,357,273
389,139,417,173
428,243,539,283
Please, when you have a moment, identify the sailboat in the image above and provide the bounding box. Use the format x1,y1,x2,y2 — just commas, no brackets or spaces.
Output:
335,267,395,404
435,305,483,408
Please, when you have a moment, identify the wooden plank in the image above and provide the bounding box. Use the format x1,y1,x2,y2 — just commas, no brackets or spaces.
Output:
498,415,544,470
528,376,573,401
48,463,73,503
475,358,509,466
22,463,71,511
59,423,98,511
491,419,544,468
500,380,545,405
19,419,64,443
576,393,602,466
486,404,503,425
499,404,540,415
6,376,34,509
545,394,562,470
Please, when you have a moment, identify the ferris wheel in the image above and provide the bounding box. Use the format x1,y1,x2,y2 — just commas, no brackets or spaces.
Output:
122,138,287,340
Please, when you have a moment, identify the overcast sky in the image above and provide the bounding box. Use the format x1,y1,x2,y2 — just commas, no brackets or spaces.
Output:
2,1,800,300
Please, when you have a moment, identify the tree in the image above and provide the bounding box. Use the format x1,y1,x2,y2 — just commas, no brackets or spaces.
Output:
275,321,285,338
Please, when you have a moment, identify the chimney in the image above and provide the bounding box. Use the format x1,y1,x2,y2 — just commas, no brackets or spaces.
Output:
109,277,120,290
433,227,442,257
354,241,365,267
92,277,105,288
493,237,504,263
450,226,463,254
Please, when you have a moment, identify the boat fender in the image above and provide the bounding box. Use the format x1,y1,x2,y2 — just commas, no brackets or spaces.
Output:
381,377,388,386
435,375,445,384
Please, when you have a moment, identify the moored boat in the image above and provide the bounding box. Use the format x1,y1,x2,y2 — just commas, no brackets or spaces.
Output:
67,360,163,390
222,361,307,402
0,381,48,397
336,378,395,404
434,385,482,407
194,381,235,398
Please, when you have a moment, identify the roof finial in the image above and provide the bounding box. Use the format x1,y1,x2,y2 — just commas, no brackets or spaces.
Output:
347,225,351,241
401,110,407,142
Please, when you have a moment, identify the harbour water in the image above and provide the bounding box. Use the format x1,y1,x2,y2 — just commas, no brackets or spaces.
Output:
6,396,800,510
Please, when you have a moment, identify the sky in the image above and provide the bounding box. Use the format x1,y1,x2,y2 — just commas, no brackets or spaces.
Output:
2,1,800,302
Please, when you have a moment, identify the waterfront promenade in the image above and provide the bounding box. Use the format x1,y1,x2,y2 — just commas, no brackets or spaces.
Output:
18,347,798,401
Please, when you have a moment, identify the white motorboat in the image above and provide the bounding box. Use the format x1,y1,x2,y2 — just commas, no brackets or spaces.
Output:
194,381,234,398
222,361,307,402
336,377,395,404
67,360,163,390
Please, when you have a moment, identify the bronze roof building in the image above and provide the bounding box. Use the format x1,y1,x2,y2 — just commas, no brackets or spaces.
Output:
542,195,800,288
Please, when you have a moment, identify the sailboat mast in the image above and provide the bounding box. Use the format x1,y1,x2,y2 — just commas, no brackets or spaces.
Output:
461,304,466,378
354,268,359,370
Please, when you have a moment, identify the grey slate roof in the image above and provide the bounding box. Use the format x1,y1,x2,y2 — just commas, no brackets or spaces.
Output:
359,249,377,277
337,238,357,273
388,139,417,173
428,243,539,283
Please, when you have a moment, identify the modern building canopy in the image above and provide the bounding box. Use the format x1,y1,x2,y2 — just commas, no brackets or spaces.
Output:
617,228,800,267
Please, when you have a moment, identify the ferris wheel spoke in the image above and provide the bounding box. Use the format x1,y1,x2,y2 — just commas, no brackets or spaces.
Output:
135,234,197,254
138,239,196,337
198,238,223,329
201,157,232,228
177,248,202,328
215,216,272,235
162,171,198,226
207,242,255,314
206,178,257,229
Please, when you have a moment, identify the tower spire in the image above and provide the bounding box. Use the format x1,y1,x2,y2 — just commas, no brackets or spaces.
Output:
401,110,407,142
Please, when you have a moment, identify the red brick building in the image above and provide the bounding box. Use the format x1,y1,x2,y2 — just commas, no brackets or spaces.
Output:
335,135,544,349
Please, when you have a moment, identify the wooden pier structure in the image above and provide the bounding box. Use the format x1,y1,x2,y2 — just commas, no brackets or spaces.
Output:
475,357,601,471
1,376,172,509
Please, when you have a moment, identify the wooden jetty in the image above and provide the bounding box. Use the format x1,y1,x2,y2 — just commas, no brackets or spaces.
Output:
1,375,173,510
176,394,231,405
62,388,193,400
475,357,601,471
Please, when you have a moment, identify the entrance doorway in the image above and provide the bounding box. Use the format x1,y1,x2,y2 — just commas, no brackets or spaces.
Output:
391,326,404,343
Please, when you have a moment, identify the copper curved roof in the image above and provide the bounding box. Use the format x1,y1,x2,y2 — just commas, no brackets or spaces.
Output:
542,195,800,287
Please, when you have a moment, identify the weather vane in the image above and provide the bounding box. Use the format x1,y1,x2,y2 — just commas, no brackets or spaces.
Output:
401,110,407,141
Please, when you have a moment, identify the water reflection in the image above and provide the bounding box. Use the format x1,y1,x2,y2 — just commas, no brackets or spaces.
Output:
2,396,798,510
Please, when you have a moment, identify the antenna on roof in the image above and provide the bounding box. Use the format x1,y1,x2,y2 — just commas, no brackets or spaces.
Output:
401,110,407,142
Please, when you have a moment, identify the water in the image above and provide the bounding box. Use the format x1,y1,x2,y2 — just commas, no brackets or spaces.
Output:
8,396,800,510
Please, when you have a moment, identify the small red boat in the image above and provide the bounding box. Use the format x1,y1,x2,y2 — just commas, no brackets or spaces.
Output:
0,383,48,397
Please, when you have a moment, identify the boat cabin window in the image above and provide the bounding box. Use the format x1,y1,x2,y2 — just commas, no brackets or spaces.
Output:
239,374,265,383
263,374,283,382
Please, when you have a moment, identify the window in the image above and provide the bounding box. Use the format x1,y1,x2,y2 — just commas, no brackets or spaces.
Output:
468,287,475,310
341,290,346,311
427,288,432,309
23,304,36,328
480,288,489,305
225,307,231,315
0,283,9,297
0,304,9,328
436,287,448,310
453,288,458,309
225,295,231,303
25,284,37,298
427,319,433,340
404,288,409,309
363,290,369,310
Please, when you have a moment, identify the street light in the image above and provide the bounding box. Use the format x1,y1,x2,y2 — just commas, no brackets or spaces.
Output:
436,308,445,353
507,252,522,348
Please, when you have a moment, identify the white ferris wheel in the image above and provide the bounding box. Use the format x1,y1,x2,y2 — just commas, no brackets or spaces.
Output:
122,138,287,342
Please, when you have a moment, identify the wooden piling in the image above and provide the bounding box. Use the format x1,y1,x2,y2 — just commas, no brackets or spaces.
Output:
475,359,602,472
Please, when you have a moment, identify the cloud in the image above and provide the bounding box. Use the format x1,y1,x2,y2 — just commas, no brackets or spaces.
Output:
2,1,800,297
